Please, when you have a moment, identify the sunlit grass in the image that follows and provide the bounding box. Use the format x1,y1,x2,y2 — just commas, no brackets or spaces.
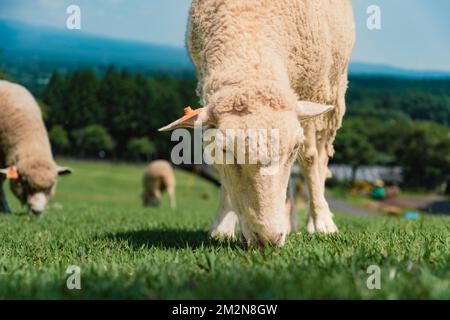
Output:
0,160,449,299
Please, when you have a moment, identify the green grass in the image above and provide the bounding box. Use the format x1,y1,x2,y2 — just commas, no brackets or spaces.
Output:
0,159,449,299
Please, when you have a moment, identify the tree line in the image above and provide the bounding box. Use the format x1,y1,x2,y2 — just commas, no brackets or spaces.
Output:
333,117,450,191
41,67,198,161
336,77,450,191
2,68,450,192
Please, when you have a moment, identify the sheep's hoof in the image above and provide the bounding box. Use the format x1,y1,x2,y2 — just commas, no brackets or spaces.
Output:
209,228,235,240
306,213,338,234
0,204,12,214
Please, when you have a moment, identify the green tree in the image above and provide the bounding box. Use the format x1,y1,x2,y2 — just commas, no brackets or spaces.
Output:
63,70,103,130
126,137,156,162
0,49,11,81
42,73,67,127
37,100,49,121
97,67,140,155
49,125,70,154
333,119,382,183
0,70,14,81
346,77,450,127
72,125,114,158
368,118,414,165
393,121,450,190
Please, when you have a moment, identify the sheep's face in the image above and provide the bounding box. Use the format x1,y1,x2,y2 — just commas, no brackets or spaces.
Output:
159,100,333,247
2,160,72,215
213,111,302,246
10,176,55,215
143,190,162,207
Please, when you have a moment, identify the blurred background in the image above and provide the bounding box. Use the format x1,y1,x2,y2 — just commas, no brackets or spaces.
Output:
0,0,449,216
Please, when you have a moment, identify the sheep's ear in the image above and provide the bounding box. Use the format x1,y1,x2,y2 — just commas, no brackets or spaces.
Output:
296,101,334,120
57,166,73,176
158,106,214,132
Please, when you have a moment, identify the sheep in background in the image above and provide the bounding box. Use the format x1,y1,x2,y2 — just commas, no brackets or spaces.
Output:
143,160,176,209
0,80,72,215
160,0,355,246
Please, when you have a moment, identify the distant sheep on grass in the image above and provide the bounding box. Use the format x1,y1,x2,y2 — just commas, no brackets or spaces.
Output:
0,80,72,215
143,160,176,209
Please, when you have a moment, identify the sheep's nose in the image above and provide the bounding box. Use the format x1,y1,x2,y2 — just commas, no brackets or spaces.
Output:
253,232,284,247
28,193,46,215
29,207,44,216
269,233,284,246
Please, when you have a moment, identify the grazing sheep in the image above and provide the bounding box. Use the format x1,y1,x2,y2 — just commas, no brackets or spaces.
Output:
160,0,355,246
0,80,72,215
143,160,176,209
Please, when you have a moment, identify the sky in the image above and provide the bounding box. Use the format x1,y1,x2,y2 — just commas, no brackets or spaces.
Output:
0,0,449,71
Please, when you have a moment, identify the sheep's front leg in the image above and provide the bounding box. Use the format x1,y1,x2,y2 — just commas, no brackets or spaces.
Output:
0,177,11,214
167,185,176,209
209,186,238,239
299,127,337,234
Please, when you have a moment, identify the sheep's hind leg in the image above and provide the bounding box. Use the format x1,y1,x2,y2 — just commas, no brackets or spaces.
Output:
0,177,11,214
286,179,299,233
209,186,238,239
299,127,337,234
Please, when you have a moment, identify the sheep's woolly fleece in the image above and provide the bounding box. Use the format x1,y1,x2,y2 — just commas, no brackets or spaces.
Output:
0,80,57,189
188,0,355,135
143,160,176,209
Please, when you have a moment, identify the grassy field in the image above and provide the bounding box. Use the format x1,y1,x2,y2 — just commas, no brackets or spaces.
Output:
0,159,449,299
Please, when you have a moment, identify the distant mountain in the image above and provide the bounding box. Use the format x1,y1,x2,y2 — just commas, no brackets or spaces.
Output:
0,19,193,70
349,62,450,79
1,19,449,78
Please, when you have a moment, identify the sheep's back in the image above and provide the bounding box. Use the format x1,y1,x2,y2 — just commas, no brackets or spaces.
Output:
144,160,175,190
188,0,355,103
0,80,53,164
188,0,355,137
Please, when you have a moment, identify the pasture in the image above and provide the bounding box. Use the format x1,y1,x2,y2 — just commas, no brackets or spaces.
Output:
0,160,449,299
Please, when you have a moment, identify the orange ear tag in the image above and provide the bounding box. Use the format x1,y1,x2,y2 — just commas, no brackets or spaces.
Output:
184,107,194,115
6,166,19,180
179,106,204,123
158,106,205,132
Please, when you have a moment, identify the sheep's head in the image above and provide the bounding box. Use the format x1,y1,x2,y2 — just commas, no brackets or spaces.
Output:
160,100,333,247
143,188,162,207
0,159,72,215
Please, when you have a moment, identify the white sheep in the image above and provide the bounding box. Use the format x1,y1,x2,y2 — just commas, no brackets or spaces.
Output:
160,0,355,246
142,160,176,209
0,80,72,215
